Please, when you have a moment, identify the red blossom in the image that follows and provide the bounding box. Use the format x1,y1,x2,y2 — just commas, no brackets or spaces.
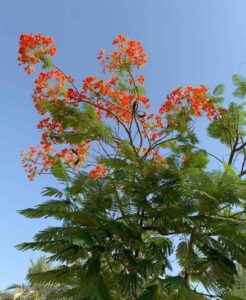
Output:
90,164,107,179
32,70,75,114
219,108,228,116
158,84,215,121
18,33,56,74
138,74,145,85
18,33,223,181
99,34,147,73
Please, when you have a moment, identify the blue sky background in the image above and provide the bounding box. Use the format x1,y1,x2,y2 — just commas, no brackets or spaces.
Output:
1,0,246,289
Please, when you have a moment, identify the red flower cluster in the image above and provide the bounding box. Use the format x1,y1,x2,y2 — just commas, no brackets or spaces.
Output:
21,143,90,181
138,84,218,142
18,33,226,181
90,164,107,179
21,145,56,181
81,75,150,124
159,84,216,120
18,33,56,74
138,74,145,85
219,108,228,116
32,70,74,114
98,34,147,73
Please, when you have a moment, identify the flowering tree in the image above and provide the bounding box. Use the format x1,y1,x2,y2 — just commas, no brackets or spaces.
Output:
17,33,246,299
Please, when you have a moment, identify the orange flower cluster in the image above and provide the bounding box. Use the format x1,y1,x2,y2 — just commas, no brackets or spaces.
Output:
138,84,217,142
139,113,164,141
98,34,147,73
32,70,74,114
81,75,150,124
18,33,56,75
57,145,90,167
138,74,145,85
25,105,90,180
21,143,90,181
37,117,64,145
219,108,228,116
90,164,107,179
21,145,55,181
18,33,225,181
159,84,216,120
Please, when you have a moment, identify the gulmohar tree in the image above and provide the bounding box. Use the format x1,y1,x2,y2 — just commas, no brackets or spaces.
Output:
17,33,246,299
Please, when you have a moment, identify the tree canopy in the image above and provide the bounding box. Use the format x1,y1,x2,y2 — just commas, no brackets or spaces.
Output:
16,33,246,299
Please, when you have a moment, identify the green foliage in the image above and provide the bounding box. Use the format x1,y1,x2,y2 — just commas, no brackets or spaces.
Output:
229,265,246,299
137,284,162,300
18,72,246,299
224,296,242,300
41,57,53,70
45,102,113,145
232,74,246,99
51,159,69,181
213,84,225,96
17,155,246,299
207,102,246,146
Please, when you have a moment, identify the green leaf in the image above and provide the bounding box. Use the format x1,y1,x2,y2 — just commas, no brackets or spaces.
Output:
207,102,246,145
213,84,225,96
232,74,246,99
224,296,243,300
118,141,135,160
51,159,69,181
137,285,160,300
223,163,237,176
119,271,141,297
41,186,63,198
41,57,53,69
80,277,113,300
164,275,190,290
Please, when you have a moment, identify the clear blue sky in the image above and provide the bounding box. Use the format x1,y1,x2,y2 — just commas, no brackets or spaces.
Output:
1,0,246,289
